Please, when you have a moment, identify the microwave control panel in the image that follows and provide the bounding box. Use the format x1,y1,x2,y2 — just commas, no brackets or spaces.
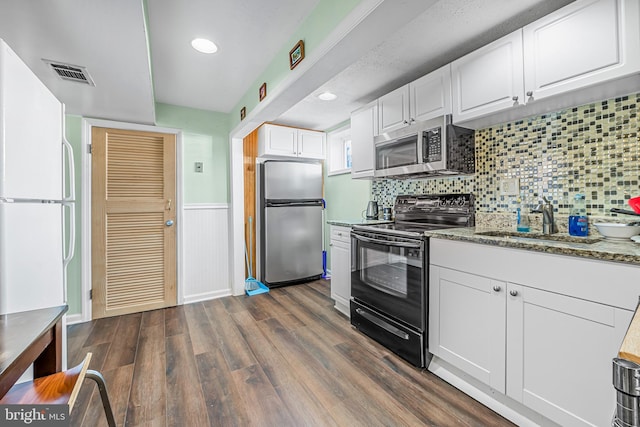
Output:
423,127,442,163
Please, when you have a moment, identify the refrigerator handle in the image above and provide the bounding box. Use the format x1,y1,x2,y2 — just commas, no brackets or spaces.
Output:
62,135,76,202
63,201,76,269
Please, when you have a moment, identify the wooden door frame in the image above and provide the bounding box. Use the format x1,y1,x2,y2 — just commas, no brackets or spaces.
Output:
79,118,183,323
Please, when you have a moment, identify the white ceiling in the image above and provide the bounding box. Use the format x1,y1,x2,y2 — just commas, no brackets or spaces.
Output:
0,0,574,131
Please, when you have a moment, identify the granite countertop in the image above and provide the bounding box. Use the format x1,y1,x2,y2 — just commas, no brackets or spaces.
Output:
327,219,393,227
425,227,640,265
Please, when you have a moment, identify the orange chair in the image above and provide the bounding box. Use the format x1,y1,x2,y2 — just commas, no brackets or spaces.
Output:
0,353,116,426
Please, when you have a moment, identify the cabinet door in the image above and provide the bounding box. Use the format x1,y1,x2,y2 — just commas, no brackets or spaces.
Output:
523,0,640,102
261,124,298,157
506,284,632,427
429,266,506,393
410,64,452,123
329,231,351,317
451,30,524,123
350,102,377,178
298,129,326,160
378,85,410,134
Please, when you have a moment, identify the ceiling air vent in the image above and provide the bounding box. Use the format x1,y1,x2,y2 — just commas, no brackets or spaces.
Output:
42,59,95,86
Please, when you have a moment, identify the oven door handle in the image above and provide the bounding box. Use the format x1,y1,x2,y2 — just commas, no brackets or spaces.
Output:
352,233,422,249
355,308,410,340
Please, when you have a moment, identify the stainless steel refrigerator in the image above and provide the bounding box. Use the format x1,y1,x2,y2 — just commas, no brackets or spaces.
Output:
258,160,323,287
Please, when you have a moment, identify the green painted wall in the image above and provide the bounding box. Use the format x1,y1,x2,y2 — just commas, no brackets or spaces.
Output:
64,104,231,316
229,0,362,131
155,103,230,203
65,115,83,315
324,171,371,269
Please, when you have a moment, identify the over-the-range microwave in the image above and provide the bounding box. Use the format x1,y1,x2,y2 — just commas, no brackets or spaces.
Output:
374,114,475,179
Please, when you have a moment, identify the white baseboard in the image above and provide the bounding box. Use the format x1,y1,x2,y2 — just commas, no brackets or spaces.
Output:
428,357,558,427
183,289,232,305
65,313,84,325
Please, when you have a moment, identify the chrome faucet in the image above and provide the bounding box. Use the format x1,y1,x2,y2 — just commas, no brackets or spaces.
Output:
533,196,558,234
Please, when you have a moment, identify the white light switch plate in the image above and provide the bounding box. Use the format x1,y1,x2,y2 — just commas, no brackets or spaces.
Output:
501,178,520,196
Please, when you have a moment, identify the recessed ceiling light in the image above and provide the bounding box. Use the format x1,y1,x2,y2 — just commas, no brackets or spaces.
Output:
191,38,218,54
318,91,337,101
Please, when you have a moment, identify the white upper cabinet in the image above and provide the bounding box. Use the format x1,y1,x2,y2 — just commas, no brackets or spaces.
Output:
258,124,325,160
523,0,640,101
451,30,525,123
378,64,452,134
350,101,377,179
410,64,452,122
452,0,640,124
298,129,326,159
378,85,410,134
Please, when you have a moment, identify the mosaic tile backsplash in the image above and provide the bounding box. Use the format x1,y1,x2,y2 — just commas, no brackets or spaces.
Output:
372,92,640,219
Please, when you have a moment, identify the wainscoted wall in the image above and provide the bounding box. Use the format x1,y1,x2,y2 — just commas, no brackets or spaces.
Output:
182,204,231,303
372,92,640,217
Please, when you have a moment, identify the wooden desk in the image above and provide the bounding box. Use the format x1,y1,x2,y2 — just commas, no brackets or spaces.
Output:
0,305,68,399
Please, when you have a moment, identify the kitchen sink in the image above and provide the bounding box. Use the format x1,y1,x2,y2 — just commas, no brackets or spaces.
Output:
474,230,602,244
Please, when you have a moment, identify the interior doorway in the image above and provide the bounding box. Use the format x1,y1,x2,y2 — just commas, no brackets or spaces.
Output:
90,126,177,319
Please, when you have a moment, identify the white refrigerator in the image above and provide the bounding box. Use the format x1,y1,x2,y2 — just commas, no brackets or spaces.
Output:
0,39,75,366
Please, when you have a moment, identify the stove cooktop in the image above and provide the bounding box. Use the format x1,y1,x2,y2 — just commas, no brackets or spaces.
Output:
352,194,475,238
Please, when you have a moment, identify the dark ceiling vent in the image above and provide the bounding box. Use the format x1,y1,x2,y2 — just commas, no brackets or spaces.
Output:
42,59,95,86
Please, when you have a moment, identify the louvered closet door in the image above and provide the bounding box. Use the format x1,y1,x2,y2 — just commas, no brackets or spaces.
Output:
92,127,176,319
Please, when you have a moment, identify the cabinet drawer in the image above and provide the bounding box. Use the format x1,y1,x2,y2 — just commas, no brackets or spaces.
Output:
330,226,351,243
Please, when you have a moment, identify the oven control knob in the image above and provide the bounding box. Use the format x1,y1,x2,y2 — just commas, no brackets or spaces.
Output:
439,198,446,207
457,197,466,206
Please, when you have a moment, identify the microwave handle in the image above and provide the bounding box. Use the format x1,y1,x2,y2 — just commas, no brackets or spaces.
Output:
352,233,422,249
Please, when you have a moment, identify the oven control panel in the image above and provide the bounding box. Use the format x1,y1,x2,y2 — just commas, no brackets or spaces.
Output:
395,194,473,212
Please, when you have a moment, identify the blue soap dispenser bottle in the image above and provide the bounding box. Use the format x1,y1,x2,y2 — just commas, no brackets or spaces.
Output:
516,197,530,232
569,193,588,236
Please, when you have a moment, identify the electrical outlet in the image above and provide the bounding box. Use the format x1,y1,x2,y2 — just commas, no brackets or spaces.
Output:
195,162,203,173
500,178,520,196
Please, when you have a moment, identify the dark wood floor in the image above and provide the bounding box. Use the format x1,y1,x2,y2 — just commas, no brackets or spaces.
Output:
67,279,514,426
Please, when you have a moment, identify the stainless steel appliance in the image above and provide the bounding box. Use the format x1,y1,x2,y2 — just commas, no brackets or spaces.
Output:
258,160,323,287
374,114,475,179
350,194,474,367
365,201,379,219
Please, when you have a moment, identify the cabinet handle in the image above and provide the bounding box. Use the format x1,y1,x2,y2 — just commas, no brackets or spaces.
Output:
337,232,342,236
526,91,533,97
329,243,333,247
410,118,415,123
512,96,519,103
493,285,501,292
509,290,519,297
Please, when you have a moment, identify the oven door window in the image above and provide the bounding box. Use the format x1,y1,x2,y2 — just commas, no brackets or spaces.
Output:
375,135,418,170
351,234,424,329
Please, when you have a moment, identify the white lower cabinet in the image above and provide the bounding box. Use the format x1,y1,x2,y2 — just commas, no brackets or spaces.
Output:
430,238,634,427
329,225,351,316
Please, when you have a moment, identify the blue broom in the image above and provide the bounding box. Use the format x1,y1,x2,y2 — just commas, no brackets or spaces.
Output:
245,216,268,296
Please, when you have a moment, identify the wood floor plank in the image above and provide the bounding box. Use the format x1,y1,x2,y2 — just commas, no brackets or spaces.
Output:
230,363,296,427
165,333,209,426
307,279,331,297
82,316,120,347
256,316,389,426
79,364,134,427
232,309,338,426
67,280,516,427
164,305,188,337
68,342,111,426
202,298,257,371
103,312,141,371
126,313,166,426
195,349,249,427
292,320,427,427
183,302,219,356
